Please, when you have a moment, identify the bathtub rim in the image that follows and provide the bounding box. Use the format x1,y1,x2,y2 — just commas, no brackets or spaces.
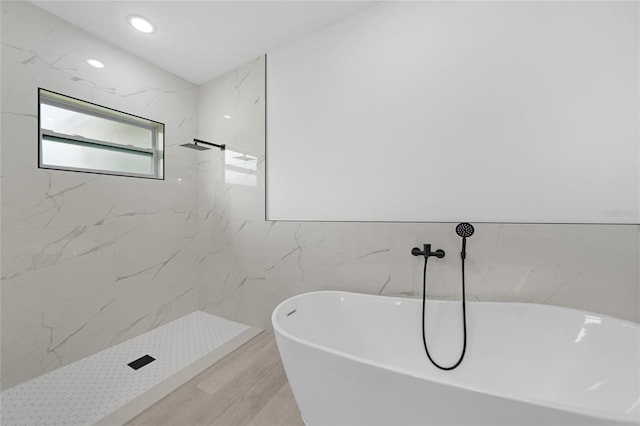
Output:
272,290,640,425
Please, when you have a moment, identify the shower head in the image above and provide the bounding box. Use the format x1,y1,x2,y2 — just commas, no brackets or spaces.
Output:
456,222,475,238
456,222,474,260
180,138,226,151
180,143,210,151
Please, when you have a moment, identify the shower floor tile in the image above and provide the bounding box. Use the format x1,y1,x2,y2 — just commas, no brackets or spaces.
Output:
1,311,255,426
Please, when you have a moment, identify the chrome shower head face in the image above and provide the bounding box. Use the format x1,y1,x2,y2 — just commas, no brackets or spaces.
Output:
180,143,210,151
456,222,474,238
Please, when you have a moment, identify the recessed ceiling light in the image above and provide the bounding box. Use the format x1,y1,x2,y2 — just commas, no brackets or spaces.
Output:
129,16,154,33
86,59,104,68
224,114,231,119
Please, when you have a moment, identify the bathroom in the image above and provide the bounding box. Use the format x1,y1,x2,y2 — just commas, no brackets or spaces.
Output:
1,1,638,425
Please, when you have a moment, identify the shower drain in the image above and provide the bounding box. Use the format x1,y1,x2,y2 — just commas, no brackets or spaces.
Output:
127,354,156,370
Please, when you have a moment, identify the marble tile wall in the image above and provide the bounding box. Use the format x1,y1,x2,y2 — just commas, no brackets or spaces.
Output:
1,2,200,389
197,56,639,331
2,0,639,392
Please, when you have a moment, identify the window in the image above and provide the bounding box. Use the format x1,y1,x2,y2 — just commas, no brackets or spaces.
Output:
38,88,164,179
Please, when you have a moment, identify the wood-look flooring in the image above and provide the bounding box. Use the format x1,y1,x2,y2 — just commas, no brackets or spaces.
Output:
126,332,304,426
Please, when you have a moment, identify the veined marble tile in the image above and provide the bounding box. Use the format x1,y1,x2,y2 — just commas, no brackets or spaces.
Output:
0,113,39,178
111,280,199,344
2,252,116,389
198,56,265,154
114,210,198,280
3,171,117,230
1,171,52,229
199,252,242,316
0,317,52,391
0,193,199,382
113,178,197,222
1,224,116,284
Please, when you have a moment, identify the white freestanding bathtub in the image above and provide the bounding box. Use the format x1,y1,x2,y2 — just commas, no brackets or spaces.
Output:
272,291,640,426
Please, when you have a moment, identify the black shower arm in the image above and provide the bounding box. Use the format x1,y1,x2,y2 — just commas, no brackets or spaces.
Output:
193,138,226,151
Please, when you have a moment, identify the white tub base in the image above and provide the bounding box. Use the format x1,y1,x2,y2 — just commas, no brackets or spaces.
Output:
273,291,640,426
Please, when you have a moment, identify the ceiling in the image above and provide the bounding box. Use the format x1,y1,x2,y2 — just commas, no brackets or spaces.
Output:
31,1,379,85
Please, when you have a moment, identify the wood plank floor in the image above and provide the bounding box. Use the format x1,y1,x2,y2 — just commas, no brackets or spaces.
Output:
126,332,305,426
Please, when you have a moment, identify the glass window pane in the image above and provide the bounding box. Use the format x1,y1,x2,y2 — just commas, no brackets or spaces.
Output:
42,136,154,176
39,88,164,179
41,103,153,149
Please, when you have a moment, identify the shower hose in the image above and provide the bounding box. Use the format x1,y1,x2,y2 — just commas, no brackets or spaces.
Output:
420,250,467,370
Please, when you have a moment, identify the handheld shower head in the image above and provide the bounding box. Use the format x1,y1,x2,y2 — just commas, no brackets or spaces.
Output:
456,222,475,238
456,222,474,260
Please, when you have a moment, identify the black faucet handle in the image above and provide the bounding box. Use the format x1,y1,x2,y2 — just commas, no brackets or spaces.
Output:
411,244,445,259
411,247,424,256
431,249,445,258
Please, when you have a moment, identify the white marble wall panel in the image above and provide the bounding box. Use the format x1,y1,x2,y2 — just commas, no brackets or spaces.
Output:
197,55,639,333
1,2,199,389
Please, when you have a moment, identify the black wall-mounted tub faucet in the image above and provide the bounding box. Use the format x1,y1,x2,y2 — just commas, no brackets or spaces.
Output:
411,244,445,259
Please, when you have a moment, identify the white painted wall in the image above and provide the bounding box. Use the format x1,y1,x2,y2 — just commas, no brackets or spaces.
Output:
267,1,639,224
1,2,200,389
